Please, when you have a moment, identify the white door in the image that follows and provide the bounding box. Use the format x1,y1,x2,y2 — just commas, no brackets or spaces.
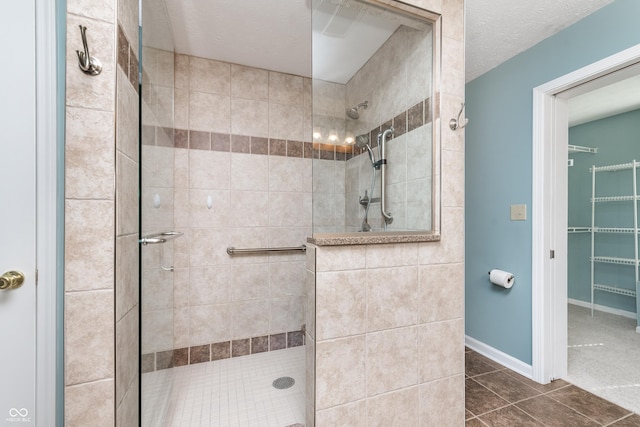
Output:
0,1,37,424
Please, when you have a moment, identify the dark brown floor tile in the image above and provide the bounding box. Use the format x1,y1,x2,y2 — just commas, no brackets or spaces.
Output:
465,351,504,377
548,385,631,425
610,414,640,426
466,417,488,426
478,406,544,427
466,409,475,420
502,370,570,393
474,370,541,403
466,378,510,416
515,395,599,427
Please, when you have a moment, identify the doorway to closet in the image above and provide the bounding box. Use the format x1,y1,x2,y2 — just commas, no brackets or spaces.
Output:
531,45,640,415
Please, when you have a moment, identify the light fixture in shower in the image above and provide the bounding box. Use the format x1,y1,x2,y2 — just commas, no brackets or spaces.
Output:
328,129,339,142
313,127,322,140
344,131,355,144
346,100,368,120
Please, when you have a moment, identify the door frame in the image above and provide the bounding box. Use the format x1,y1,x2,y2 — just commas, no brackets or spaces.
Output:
531,44,640,384
35,0,59,423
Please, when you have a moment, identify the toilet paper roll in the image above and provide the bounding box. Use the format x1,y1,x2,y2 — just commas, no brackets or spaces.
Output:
489,269,515,289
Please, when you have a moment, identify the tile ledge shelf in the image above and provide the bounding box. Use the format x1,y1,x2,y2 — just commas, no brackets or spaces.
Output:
308,231,440,246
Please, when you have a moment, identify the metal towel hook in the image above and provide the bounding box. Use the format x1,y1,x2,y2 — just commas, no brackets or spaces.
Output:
76,25,102,76
449,102,469,130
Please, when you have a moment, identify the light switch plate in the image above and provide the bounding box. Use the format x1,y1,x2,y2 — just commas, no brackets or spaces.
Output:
510,204,527,221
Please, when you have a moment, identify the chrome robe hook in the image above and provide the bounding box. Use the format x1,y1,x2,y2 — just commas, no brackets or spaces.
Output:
449,102,469,130
76,25,102,76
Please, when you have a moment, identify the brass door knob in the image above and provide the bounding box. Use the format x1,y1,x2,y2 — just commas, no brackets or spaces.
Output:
0,271,25,290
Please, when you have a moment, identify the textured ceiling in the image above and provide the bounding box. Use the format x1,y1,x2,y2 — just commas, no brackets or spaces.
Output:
465,0,614,82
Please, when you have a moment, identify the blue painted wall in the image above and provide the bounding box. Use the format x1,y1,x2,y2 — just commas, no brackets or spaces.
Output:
465,0,640,365
568,109,640,313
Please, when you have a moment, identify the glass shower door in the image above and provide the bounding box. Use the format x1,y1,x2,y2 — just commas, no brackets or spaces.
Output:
139,0,177,424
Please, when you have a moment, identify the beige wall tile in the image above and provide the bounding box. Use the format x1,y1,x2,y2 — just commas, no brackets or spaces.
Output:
116,152,139,236
230,300,269,339
65,106,115,199
141,269,174,311
189,91,231,133
117,69,140,161
366,387,419,427
231,263,269,301
174,54,190,89
367,327,419,396
230,153,269,191
117,0,138,51
407,0,442,13
367,266,418,331
231,64,269,101
366,243,419,268
115,305,139,405
316,270,366,341
189,227,230,267
189,150,230,189
316,400,366,427
418,374,465,426
141,309,173,353
441,36,465,97
442,148,464,208
173,307,190,349
65,200,114,292
316,336,366,409
269,157,308,193
142,145,174,189
269,103,304,140
66,15,115,111
418,263,464,322
115,234,139,321
190,265,231,304
269,192,305,227
315,246,366,272
65,380,114,427
305,270,316,340
189,56,230,95
116,375,139,427
270,296,304,333
229,191,269,227
442,0,464,42
189,189,230,228
418,318,464,382
67,0,115,23
269,260,306,297
174,88,189,129
231,98,269,137
173,148,189,188
269,71,304,106
65,290,114,385
190,304,231,345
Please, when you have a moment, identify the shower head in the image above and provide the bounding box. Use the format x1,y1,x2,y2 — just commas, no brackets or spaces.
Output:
346,100,368,120
355,134,375,167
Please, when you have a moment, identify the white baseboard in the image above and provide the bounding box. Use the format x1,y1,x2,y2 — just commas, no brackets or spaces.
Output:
465,335,533,379
568,298,636,319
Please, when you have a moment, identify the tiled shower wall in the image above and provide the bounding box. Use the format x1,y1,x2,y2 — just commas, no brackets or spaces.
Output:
64,0,140,425
313,24,433,233
140,54,313,365
308,0,466,425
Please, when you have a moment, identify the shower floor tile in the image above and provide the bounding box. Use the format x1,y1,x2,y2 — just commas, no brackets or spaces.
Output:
142,346,305,427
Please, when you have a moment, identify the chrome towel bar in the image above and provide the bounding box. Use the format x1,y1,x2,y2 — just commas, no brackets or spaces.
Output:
140,231,183,245
226,245,306,256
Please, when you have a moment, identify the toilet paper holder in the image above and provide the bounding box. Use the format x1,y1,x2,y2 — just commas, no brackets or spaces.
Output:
488,269,515,289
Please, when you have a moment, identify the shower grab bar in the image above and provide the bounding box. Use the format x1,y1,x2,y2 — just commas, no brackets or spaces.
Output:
226,245,306,256
140,231,183,245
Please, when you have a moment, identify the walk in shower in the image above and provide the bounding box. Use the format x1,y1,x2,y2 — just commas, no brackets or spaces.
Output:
139,0,439,425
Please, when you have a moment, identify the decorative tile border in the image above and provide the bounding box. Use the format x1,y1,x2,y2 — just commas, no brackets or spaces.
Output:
116,23,139,92
141,96,433,162
142,329,305,373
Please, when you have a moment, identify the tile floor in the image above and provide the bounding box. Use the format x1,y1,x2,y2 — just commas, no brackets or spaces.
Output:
465,348,640,426
141,346,305,427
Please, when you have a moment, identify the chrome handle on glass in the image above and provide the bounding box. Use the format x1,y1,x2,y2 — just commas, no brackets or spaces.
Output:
0,271,25,290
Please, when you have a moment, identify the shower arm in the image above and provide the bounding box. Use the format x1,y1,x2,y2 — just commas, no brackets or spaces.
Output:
380,128,394,225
